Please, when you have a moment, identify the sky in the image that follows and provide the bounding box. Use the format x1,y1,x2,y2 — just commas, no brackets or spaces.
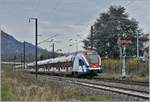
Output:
0,0,150,53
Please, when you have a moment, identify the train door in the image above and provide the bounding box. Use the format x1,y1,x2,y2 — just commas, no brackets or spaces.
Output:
72,56,79,72
79,59,88,73
79,59,86,72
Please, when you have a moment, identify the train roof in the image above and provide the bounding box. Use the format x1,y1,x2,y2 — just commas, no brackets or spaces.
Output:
14,64,24,68
27,55,75,66
27,50,99,67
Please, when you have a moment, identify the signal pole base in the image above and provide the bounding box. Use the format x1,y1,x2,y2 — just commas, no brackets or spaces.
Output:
120,76,126,80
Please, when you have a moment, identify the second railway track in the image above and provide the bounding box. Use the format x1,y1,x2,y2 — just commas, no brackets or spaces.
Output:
93,77,149,86
29,71,149,86
29,73,149,101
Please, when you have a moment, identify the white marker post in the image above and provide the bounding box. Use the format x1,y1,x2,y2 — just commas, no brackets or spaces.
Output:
119,39,131,80
122,45,126,79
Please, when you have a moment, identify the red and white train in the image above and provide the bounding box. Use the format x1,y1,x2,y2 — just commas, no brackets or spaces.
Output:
26,50,102,76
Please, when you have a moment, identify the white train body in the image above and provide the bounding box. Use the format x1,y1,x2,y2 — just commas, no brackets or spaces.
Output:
26,51,102,75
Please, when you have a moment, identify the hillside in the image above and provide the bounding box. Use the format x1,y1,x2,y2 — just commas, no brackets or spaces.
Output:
1,31,50,62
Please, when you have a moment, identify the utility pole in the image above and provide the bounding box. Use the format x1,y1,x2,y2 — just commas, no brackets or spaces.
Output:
136,31,139,75
52,43,55,70
29,18,38,80
20,53,22,69
118,36,122,78
137,31,139,58
75,39,78,52
52,43,55,58
23,41,25,69
13,55,16,71
91,26,93,50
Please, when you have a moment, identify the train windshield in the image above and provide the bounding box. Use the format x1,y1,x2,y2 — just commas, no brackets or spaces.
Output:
87,54,99,64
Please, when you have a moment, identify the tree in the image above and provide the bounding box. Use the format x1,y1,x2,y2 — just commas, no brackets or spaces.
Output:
83,5,149,58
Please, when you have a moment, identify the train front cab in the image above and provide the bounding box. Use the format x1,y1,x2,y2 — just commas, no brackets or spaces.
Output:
83,51,102,74
72,51,102,76
78,59,102,75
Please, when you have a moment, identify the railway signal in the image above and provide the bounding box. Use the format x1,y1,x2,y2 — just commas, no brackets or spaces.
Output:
118,34,132,80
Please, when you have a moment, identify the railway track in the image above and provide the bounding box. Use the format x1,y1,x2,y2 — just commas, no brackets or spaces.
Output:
93,77,149,86
73,80,149,100
29,71,149,86
32,74,149,101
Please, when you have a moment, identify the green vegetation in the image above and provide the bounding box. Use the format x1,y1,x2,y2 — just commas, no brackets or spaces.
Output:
1,80,11,101
100,58,149,81
85,5,149,81
83,5,149,58
64,87,112,101
1,64,113,101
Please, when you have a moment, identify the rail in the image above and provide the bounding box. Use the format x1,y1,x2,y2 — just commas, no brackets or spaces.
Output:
37,74,149,101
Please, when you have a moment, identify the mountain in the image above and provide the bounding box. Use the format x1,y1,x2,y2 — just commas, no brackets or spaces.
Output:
1,31,50,62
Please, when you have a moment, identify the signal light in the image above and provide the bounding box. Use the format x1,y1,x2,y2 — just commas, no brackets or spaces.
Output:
119,40,131,45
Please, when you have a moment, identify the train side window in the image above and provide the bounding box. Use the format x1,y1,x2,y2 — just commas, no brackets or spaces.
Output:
79,59,84,66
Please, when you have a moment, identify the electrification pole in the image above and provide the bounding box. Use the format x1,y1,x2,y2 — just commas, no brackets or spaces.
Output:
91,26,93,50
13,55,16,71
20,53,22,69
52,43,55,70
118,36,122,78
23,41,25,69
29,18,38,80
52,43,55,58
137,31,139,58
75,39,78,52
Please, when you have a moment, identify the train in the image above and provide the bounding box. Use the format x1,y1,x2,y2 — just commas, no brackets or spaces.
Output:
19,50,102,76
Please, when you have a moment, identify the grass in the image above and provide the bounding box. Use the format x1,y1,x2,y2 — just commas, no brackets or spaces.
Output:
1,64,113,101
1,58,148,101
64,87,112,101
1,79,11,101
100,58,149,81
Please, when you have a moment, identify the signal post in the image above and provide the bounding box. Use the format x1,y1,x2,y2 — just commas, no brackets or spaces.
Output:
118,35,131,80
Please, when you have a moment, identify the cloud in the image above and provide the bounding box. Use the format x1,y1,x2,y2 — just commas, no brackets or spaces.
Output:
126,1,150,33
0,0,149,53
